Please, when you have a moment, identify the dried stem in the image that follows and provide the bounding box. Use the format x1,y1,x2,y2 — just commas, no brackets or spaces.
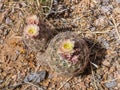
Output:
25,82,41,90
90,64,98,90
111,16,120,40
58,76,73,90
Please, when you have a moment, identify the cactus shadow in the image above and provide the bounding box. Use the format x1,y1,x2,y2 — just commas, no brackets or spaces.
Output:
38,22,76,50
79,38,107,76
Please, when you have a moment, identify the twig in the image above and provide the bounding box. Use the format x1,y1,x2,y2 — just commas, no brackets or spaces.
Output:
111,16,120,40
102,77,120,83
35,63,40,73
90,61,99,68
44,0,54,19
89,30,110,34
77,30,110,35
90,64,98,90
58,76,73,90
25,82,42,90
24,84,31,90
36,0,40,7
10,83,23,88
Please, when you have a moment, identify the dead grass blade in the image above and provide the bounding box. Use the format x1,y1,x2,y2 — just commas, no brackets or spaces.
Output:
58,76,73,90
111,16,120,40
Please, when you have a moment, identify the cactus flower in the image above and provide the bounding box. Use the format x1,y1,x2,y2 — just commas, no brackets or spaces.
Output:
24,24,39,38
26,15,39,25
58,39,75,53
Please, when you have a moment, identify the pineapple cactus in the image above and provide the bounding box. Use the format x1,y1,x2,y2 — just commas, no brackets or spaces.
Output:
23,15,51,52
46,32,90,76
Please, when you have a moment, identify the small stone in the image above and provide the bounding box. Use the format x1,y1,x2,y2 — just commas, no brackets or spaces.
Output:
97,75,102,80
102,40,109,49
5,17,12,24
92,0,101,4
109,66,116,73
113,7,120,14
94,16,108,26
53,0,58,5
3,29,10,36
0,39,4,44
20,2,27,7
102,60,110,67
102,0,109,3
0,80,3,83
105,81,117,88
64,83,70,89
101,5,113,14
48,74,53,79
24,70,48,83
90,27,96,31
102,0,109,5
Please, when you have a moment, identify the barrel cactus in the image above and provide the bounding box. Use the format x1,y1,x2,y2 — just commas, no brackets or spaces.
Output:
46,32,90,76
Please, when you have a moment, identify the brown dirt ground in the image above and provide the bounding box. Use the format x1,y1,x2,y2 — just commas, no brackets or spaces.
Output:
0,0,120,90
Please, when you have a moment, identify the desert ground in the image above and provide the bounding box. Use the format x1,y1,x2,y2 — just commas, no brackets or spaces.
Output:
0,0,120,90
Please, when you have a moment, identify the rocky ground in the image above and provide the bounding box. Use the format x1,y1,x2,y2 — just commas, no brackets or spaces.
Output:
0,0,120,90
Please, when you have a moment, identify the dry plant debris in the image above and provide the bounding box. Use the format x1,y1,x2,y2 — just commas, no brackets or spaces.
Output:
0,0,120,90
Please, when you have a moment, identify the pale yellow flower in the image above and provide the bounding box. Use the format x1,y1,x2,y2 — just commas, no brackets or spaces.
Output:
58,39,74,53
24,24,39,38
26,15,39,25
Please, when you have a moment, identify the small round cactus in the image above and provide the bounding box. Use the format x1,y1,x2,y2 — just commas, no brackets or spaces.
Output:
23,15,47,52
46,32,90,76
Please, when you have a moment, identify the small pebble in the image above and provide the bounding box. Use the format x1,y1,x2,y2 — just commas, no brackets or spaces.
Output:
102,0,109,5
102,40,109,49
92,0,101,4
3,29,10,36
64,83,70,89
0,80,3,83
48,74,53,79
113,7,120,14
102,60,111,67
94,16,108,26
5,17,12,24
24,70,48,83
0,39,4,44
101,5,113,14
20,2,27,7
105,80,117,88
90,27,96,31
97,75,102,80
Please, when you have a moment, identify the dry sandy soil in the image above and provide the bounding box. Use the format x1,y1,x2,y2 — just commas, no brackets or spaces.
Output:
0,0,120,90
